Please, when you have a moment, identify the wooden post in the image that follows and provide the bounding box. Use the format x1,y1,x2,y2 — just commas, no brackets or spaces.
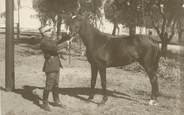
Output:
17,0,20,39
79,39,82,54
5,0,15,91
68,41,71,64
17,23,20,39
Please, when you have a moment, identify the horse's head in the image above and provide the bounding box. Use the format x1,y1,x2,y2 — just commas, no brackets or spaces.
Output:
66,15,84,37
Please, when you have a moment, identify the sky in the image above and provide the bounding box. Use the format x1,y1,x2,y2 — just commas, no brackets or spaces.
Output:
0,0,41,28
0,0,34,13
0,0,5,13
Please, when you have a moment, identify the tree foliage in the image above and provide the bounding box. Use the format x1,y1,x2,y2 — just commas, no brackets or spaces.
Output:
77,0,104,27
104,0,184,55
176,3,184,43
33,0,103,25
104,0,146,35
145,0,183,55
79,0,102,17
33,0,104,38
32,0,78,26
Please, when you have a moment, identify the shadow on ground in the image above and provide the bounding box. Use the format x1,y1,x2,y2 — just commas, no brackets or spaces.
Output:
1,85,138,106
0,86,43,108
58,87,137,104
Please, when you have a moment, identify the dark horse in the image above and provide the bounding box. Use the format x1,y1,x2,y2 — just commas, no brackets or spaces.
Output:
67,15,160,105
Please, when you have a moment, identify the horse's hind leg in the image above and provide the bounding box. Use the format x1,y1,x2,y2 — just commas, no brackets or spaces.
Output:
146,67,159,100
99,67,108,105
88,63,98,100
141,58,159,105
147,68,159,105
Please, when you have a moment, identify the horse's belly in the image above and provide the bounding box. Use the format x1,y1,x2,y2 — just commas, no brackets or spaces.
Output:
107,55,136,67
95,43,139,67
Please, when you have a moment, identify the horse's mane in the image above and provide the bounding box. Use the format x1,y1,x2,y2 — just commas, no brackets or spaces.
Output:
82,18,129,41
81,17,158,45
81,19,111,42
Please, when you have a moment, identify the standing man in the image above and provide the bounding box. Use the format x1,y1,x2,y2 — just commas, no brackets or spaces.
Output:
39,25,68,111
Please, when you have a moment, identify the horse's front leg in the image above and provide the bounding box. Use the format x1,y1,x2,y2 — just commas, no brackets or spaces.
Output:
99,67,108,105
88,63,98,100
145,67,159,105
149,73,159,105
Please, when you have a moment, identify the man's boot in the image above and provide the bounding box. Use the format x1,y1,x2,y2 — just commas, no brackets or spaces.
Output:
52,89,64,108
42,90,51,111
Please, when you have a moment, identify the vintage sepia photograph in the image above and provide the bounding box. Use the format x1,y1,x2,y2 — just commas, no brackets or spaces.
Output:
0,0,184,115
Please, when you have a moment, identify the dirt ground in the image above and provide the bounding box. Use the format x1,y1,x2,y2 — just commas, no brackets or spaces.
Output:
0,34,184,115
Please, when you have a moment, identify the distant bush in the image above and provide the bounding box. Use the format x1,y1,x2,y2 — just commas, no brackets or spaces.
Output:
158,57,180,81
120,62,144,73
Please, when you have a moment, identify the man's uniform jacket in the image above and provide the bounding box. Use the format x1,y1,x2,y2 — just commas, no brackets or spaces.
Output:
40,38,63,73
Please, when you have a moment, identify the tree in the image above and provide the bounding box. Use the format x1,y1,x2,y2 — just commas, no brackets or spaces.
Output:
104,0,183,56
176,5,184,43
77,0,104,27
33,0,104,38
33,0,79,39
104,0,145,36
145,0,183,56
104,0,121,35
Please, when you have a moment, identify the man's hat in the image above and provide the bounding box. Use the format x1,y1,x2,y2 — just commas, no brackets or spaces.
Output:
39,25,53,34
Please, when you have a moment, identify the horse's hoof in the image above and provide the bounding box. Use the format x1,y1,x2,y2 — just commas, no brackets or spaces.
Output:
32,88,43,99
98,98,107,106
103,96,108,102
149,100,159,106
86,96,93,103
87,95,94,100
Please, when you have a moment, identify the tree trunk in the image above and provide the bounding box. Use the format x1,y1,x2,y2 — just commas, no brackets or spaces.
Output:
57,16,62,39
178,30,183,43
112,22,116,35
161,37,168,57
129,24,136,36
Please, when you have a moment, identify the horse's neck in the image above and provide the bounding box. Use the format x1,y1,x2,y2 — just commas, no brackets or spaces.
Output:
79,21,97,51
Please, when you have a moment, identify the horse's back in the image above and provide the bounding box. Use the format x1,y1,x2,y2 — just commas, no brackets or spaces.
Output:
95,35,160,67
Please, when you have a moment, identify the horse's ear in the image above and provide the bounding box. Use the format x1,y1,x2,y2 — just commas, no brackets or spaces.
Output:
72,13,84,21
71,11,81,19
72,15,77,19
